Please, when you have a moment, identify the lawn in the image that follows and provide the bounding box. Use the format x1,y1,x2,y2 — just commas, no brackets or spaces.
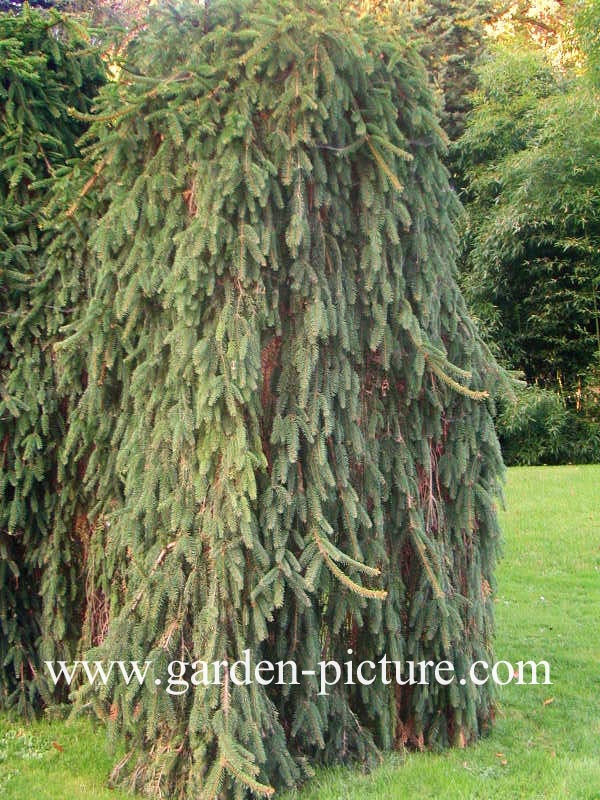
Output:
1,465,599,799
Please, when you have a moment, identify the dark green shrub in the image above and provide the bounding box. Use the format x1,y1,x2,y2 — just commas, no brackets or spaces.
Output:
498,386,600,466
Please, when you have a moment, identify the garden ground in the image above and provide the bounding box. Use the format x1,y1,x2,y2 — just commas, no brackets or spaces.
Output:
1,465,599,799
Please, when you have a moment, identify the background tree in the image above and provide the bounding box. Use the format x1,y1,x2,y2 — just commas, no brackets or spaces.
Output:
359,0,494,149
0,5,104,712
456,8,600,394
409,0,493,144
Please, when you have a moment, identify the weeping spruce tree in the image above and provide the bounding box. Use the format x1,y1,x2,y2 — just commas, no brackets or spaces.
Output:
52,0,507,796
0,6,104,712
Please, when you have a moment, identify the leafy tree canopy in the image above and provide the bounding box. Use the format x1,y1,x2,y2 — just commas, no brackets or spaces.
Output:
457,0,600,392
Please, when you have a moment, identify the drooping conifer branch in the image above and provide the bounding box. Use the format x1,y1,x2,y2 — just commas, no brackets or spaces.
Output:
34,0,508,795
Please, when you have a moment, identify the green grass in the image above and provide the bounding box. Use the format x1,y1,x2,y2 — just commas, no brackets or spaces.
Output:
0,713,130,800
289,465,600,800
1,465,599,799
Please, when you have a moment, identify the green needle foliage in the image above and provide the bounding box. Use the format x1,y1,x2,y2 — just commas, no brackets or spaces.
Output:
410,0,492,144
43,0,507,796
0,5,105,713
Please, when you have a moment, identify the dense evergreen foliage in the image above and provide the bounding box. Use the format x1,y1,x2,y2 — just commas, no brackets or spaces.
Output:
0,6,104,712
410,0,492,144
35,1,510,796
361,0,492,166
